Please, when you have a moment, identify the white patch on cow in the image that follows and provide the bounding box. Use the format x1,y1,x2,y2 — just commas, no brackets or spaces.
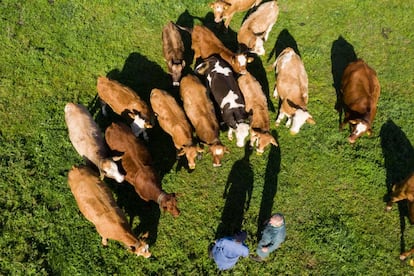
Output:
212,61,232,76
235,123,250,147
131,115,148,141
290,109,311,134
279,51,293,70
354,122,368,137
105,161,125,183
214,148,223,155
254,38,265,56
237,55,247,67
207,74,212,87
220,90,244,109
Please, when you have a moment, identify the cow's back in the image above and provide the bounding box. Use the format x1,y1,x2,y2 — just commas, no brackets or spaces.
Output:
64,103,107,164
162,22,184,60
239,0,279,37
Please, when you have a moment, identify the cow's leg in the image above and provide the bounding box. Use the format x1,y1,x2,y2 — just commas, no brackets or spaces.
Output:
227,128,234,141
400,248,414,260
273,85,278,99
286,116,292,128
224,14,233,29
275,112,285,127
101,237,108,246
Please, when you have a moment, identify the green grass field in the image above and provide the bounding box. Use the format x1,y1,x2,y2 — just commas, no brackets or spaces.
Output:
1,0,414,275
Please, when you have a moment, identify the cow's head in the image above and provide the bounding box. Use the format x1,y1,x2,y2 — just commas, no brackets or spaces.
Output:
251,131,278,155
210,0,231,23
130,234,151,258
231,54,254,75
235,122,250,147
99,157,125,183
169,59,186,86
290,109,315,135
159,193,180,218
348,119,371,143
178,145,204,170
208,142,230,167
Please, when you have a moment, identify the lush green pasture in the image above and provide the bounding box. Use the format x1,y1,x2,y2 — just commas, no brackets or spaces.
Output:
1,0,414,275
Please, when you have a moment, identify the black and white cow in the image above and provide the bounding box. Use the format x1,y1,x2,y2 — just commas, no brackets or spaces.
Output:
195,55,249,147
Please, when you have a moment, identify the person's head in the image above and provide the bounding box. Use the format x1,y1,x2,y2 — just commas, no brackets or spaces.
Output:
234,230,247,243
269,213,284,227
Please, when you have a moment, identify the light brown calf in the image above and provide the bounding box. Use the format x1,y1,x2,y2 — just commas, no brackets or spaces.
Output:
180,74,229,167
237,0,279,56
339,59,380,143
162,21,186,86
68,165,151,258
105,122,180,218
96,76,152,140
273,47,315,134
385,173,414,260
238,72,277,154
210,0,262,29
191,25,253,74
64,102,124,183
150,88,203,170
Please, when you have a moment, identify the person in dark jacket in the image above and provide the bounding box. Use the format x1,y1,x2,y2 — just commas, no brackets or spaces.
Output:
209,231,249,270
250,213,286,262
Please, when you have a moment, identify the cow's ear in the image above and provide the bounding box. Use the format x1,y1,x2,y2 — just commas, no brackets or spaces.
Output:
182,60,186,67
307,117,316,125
177,149,185,156
366,129,372,136
195,62,208,75
225,147,230,153
197,147,205,153
247,57,254,63
349,119,357,125
112,154,123,161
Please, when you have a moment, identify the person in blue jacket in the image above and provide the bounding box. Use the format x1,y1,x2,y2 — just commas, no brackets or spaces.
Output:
250,213,286,262
209,231,249,270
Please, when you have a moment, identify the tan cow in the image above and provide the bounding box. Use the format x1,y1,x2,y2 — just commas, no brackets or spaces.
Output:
238,72,278,154
64,102,124,183
67,165,151,258
385,172,414,260
237,0,279,56
180,74,229,167
273,47,315,134
150,88,203,170
96,76,152,140
162,21,186,86
210,0,263,29
105,122,180,218
339,59,380,143
191,25,253,75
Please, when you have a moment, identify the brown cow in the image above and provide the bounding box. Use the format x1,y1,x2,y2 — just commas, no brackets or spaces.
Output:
210,0,263,29
67,165,151,258
385,172,414,260
64,102,124,183
162,21,186,86
238,72,278,154
105,122,180,218
150,88,204,170
96,77,152,140
237,0,279,56
273,47,315,134
180,74,229,167
191,25,253,75
339,59,380,143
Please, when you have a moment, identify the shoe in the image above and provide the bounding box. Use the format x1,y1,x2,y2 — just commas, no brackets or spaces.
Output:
249,255,264,262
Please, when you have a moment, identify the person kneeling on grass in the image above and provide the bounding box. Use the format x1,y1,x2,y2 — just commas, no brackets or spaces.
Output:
250,213,286,262
209,231,249,270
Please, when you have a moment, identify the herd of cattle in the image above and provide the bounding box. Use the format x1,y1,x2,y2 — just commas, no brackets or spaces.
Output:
62,0,414,263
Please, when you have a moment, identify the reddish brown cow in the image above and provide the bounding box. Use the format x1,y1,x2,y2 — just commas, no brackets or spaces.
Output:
273,47,315,134
339,59,381,143
96,77,152,140
64,102,124,183
105,122,180,217
237,0,279,56
150,88,203,170
210,0,263,29
180,74,229,167
238,72,278,154
191,25,253,74
385,172,414,260
162,21,186,86
67,165,151,258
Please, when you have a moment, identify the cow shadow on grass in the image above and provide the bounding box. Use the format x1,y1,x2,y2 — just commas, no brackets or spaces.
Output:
256,130,281,239
330,35,357,120
215,145,254,239
380,119,414,255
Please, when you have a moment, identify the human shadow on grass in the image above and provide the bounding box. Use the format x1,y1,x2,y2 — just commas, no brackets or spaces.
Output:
215,145,254,239
256,130,281,240
330,35,357,120
380,119,414,256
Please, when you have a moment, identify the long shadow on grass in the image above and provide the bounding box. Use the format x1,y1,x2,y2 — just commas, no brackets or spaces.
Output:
256,130,281,239
215,145,254,239
380,119,414,255
330,36,357,117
